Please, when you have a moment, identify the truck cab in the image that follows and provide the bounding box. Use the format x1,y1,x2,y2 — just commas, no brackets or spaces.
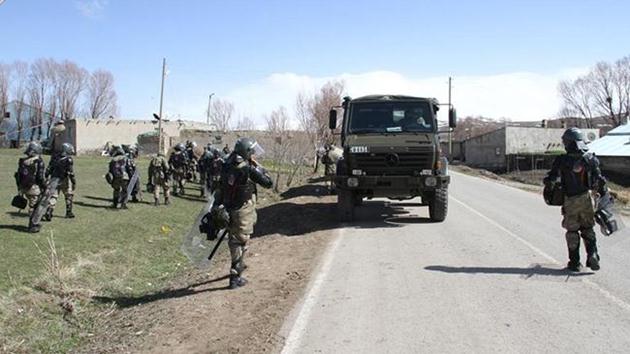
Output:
329,95,457,222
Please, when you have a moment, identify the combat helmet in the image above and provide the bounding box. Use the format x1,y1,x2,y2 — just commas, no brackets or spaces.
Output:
562,127,588,152
61,143,75,156
24,141,43,157
110,145,125,157
233,137,260,160
174,143,185,152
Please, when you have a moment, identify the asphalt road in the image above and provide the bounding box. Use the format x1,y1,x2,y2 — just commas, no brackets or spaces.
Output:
280,171,630,353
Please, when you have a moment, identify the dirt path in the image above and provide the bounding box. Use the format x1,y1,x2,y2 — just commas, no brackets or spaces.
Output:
79,192,338,354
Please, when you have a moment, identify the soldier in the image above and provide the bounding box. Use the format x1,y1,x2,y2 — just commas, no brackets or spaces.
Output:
544,127,607,272
14,142,46,231
212,137,273,289
44,143,76,220
148,152,171,206
168,143,188,196
207,146,224,195
198,146,211,197
125,145,142,202
48,119,66,159
106,145,133,209
185,140,199,182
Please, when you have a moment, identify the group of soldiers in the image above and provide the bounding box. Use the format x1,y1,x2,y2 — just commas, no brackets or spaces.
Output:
13,121,76,233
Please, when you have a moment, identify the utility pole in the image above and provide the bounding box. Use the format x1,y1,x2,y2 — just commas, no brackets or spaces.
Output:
158,57,166,154
448,76,452,159
207,93,215,126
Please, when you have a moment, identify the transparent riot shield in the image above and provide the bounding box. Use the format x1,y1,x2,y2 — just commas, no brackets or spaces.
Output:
30,177,60,226
180,193,226,268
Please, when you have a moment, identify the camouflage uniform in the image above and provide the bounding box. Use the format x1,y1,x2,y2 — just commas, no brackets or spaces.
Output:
108,150,133,209
214,137,273,289
148,154,171,206
15,155,46,212
45,146,76,220
126,146,142,202
168,147,188,195
544,128,606,271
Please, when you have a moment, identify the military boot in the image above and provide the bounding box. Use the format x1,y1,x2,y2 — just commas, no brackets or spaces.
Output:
154,198,159,206
566,248,581,272
585,240,600,271
120,203,128,210
65,196,75,218
28,222,41,233
164,197,171,205
43,207,54,222
229,274,248,289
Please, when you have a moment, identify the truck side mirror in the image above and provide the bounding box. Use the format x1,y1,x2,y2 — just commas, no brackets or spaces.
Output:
329,109,337,130
449,108,457,128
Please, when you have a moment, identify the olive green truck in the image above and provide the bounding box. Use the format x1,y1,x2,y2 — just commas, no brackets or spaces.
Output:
328,95,457,222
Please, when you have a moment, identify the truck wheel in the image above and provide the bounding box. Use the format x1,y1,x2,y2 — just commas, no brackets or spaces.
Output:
354,194,363,206
337,190,355,222
429,187,448,222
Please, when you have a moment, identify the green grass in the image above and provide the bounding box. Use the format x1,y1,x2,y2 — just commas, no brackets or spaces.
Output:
0,149,211,352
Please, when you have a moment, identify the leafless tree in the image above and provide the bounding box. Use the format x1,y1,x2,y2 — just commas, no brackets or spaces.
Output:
44,59,60,136
559,55,630,127
0,63,10,126
235,116,256,131
56,60,87,120
208,98,234,132
11,61,29,146
295,80,346,148
87,69,118,119
27,59,52,141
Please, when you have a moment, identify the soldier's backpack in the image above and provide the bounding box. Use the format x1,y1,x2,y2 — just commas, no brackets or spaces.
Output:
149,157,165,179
171,152,186,168
16,158,37,189
110,157,127,179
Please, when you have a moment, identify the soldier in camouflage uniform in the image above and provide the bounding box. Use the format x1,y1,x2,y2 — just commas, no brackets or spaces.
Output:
15,142,46,216
168,143,188,196
48,120,66,159
148,152,171,206
213,137,273,289
198,146,211,198
44,143,76,220
544,128,607,272
125,145,142,202
107,145,133,209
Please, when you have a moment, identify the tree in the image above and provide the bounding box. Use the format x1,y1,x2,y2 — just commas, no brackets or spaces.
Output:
56,60,87,120
559,55,630,127
208,98,234,132
11,61,29,146
235,116,256,131
87,69,118,119
27,59,52,141
295,80,346,148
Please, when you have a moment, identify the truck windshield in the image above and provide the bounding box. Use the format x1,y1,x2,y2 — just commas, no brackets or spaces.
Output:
348,102,434,134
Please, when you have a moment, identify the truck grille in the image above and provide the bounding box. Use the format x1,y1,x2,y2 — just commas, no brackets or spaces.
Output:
351,149,434,176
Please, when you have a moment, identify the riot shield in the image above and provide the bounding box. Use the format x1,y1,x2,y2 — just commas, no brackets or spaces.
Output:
126,169,140,201
180,193,226,268
30,177,60,226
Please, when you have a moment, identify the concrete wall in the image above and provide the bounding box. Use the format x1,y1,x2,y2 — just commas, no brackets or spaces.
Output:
464,127,506,169
67,119,214,154
505,127,600,154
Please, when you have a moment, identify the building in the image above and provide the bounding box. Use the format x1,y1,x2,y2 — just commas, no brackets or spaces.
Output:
0,101,61,147
586,123,630,177
463,126,600,171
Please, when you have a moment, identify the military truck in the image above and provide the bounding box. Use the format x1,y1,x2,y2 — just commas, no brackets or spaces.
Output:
328,95,457,222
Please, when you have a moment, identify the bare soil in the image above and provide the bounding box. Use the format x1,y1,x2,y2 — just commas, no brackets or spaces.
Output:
78,187,339,353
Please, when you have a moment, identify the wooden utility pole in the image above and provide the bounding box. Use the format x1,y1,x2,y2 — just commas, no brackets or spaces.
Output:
158,58,166,154
448,76,452,158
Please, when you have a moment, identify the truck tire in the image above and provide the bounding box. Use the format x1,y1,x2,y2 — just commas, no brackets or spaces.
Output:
354,194,363,206
337,189,355,222
429,187,448,222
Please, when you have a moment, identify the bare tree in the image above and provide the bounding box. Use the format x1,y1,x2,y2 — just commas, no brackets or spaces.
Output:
235,116,256,131
87,69,118,119
559,55,630,127
208,98,234,132
45,59,60,136
56,60,87,120
295,80,346,148
28,59,52,141
0,63,10,126
11,61,29,146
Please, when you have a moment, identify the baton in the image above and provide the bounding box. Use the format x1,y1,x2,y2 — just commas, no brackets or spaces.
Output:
207,229,228,261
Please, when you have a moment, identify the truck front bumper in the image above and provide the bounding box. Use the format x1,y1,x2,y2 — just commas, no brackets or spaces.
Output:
334,175,450,191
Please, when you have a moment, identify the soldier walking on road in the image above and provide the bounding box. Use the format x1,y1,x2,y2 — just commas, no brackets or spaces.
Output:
44,143,76,220
544,128,607,272
106,145,133,209
168,143,188,196
212,137,273,289
148,152,171,206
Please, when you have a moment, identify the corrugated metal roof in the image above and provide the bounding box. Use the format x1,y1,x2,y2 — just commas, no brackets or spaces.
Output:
588,124,630,157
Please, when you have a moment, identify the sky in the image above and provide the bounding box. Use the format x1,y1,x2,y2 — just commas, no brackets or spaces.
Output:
1,0,630,127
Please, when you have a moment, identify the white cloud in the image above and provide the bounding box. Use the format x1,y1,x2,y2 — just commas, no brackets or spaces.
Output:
172,68,588,128
75,0,107,18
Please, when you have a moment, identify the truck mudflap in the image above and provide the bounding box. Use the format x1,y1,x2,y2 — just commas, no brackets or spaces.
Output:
334,175,450,190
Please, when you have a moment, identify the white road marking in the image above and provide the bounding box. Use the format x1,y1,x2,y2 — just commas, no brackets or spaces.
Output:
451,195,630,313
280,229,343,354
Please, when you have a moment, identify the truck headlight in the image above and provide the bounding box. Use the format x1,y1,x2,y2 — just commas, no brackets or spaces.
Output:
347,177,359,188
425,177,437,187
